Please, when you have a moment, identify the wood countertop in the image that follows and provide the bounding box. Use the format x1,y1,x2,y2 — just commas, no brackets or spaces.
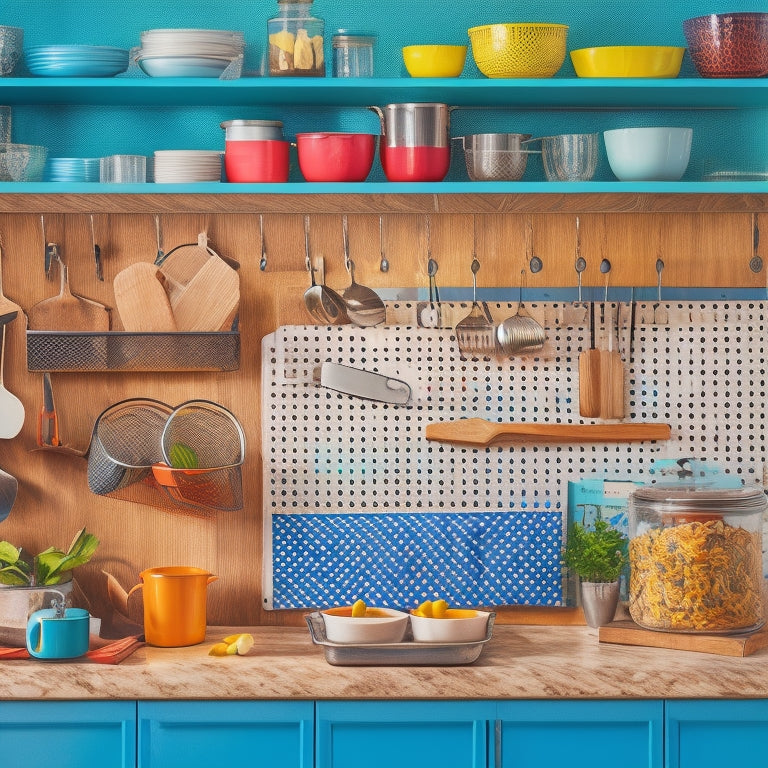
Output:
6,624,768,701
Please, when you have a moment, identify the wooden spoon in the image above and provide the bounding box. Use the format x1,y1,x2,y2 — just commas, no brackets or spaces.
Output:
0,241,21,322
425,419,671,448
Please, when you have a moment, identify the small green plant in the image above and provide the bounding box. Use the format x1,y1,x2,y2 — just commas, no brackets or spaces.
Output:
0,528,99,587
563,519,628,583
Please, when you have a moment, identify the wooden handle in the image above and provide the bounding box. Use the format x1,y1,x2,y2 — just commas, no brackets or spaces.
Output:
599,350,625,420
578,349,602,418
425,419,671,447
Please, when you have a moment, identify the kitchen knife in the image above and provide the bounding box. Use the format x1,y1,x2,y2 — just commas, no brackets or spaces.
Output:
37,372,60,447
317,362,411,405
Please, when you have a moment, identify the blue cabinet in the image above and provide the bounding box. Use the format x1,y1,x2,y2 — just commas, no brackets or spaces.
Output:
666,699,768,768
137,700,313,768
316,700,495,768
0,700,136,768
495,700,664,768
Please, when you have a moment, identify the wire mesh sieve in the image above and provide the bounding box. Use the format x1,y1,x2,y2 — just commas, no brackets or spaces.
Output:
87,398,173,496
161,400,245,470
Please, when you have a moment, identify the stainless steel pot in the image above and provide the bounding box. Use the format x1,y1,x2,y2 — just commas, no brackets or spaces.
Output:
457,132,532,151
220,120,284,142
368,103,451,148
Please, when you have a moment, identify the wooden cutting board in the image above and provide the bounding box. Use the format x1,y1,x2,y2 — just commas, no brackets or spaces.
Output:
113,262,177,332
27,263,110,332
170,254,240,332
598,620,768,657
158,244,211,304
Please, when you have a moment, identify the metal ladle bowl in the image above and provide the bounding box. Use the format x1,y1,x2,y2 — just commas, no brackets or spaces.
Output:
496,270,546,355
302,216,349,325
339,216,386,327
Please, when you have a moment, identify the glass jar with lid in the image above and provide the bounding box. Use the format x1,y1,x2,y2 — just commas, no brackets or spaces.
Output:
267,0,325,77
628,484,766,634
332,31,376,77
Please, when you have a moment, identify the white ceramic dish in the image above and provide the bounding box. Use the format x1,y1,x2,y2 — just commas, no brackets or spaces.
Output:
321,607,409,644
409,609,492,643
603,127,693,181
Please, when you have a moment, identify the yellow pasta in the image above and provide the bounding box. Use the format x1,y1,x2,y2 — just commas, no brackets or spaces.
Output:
629,518,763,632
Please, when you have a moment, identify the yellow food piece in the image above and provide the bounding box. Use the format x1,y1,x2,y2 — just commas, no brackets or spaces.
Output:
208,642,230,657
312,34,324,68
432,599,448,618
294,28,314,69
269,30,295,55
221,632,255,655
351,599,367,618
415,600,433,618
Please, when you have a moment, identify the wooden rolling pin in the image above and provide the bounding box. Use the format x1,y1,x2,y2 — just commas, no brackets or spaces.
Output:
425,419,671,448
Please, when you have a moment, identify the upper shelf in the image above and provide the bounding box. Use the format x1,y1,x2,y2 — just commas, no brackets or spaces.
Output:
2,77,768,109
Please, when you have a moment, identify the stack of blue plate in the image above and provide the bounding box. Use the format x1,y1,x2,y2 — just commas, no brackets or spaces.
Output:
25,45,130,77
45,157,101,182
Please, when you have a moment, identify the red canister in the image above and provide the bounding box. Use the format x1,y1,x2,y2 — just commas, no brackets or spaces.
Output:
221,120,290,183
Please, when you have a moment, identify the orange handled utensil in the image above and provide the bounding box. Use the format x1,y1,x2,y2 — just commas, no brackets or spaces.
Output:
37,372,60,447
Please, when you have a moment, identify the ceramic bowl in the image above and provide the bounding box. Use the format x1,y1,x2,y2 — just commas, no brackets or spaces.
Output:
570,45,685,78
409,609,491,643
603,127,692,181
402,45,467,77
683,12,768,78
321,606,409,644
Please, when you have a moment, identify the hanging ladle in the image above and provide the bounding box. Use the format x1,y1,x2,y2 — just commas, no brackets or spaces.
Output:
302,215,349,325
496,269,546,355
339,215,386,327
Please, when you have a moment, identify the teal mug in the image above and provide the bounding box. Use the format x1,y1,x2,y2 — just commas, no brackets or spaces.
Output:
26,606,90,660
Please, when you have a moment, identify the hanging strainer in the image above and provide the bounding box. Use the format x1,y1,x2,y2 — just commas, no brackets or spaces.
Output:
87,398,173,496
161,399,245,470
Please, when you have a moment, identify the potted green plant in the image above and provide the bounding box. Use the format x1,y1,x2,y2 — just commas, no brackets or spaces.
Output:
563,519,628,628
0,528,99,644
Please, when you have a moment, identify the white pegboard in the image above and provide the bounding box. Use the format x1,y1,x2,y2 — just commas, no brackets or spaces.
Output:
262,301,768,514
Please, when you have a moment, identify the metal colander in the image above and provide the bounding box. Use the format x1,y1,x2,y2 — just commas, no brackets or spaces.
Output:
161,400,245,470
87,398,172,496
464,149,531,181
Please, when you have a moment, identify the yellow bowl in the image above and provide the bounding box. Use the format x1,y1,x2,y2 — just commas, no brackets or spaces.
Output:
402,45,468,77
468,23,568,78
570,46,686,78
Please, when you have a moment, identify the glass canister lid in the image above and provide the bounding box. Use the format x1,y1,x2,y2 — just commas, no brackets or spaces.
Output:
630,484,767,518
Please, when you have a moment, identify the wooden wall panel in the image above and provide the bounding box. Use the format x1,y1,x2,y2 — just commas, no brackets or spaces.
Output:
0,202,764,630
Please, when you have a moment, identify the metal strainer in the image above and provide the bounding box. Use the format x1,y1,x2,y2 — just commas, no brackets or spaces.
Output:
87,398,173,496
161,399,245,470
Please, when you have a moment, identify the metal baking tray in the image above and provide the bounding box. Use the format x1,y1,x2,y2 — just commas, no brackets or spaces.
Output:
305,611,495,666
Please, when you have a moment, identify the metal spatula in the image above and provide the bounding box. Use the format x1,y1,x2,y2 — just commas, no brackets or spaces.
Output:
455,257,496,358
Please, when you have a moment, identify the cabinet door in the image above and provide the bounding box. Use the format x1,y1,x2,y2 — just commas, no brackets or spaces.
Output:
0,700,136,768
316,700,495,768
138,700,313,768
495,700,663,768
666,699,768,768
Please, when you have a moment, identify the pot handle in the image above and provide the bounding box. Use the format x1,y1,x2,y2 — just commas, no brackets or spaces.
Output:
207,575,218,585
127,582,143,598
367,105,384,134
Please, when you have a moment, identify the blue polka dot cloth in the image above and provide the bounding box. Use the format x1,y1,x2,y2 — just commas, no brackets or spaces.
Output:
269,511,563,609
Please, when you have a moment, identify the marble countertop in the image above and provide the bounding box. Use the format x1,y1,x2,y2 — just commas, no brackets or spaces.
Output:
6,623,768,701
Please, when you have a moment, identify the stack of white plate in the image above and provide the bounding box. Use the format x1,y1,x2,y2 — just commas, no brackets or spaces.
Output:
153,150,222,183
137,29,244,77
26,45,129,77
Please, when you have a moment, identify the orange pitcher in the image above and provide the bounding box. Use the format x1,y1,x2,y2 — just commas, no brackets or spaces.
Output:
128,566,217,647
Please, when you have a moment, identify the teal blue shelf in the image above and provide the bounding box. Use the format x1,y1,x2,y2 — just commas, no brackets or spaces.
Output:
6,181,767,194
1,77,768,109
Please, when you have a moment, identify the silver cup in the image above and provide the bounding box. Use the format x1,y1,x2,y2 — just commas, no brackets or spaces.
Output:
540,133,599,182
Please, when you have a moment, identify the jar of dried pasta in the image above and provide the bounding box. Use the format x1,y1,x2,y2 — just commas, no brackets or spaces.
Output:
628,485,766,634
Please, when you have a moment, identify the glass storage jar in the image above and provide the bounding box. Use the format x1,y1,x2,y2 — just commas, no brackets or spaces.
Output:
268,0,325,77
628,485,766,634
332,31,375,77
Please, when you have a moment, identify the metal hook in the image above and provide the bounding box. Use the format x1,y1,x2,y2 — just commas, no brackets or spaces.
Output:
90,214,103,281
574,217,586,303
655,258,664,302
379,215,389,272
750,213,763,274
259,214,267,271
342,214,350,272
600,258,611,303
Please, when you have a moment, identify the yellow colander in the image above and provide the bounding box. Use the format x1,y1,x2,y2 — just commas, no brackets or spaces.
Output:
468,23,569,78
